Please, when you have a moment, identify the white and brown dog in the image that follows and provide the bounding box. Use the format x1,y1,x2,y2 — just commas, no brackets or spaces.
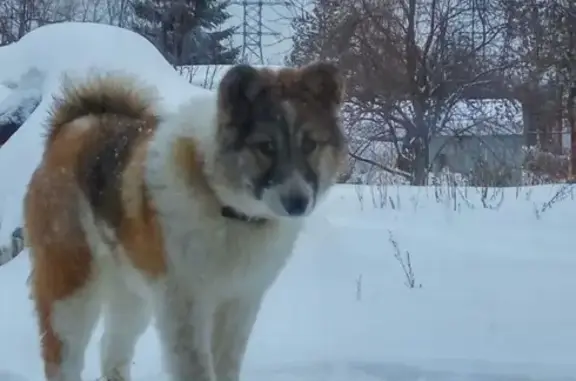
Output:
23,62,347,381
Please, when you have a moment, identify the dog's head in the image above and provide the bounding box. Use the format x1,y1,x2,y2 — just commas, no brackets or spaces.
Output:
214,62,347,219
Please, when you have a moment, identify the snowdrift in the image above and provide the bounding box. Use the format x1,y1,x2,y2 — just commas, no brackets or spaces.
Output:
0,22,209,240
1,184,576,380
0,68,44,148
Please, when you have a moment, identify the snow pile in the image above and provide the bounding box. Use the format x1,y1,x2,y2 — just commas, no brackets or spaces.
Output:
0,68,44,145
1,185,576,381
0,21,209,239
0,227,23,266
0,85,10,104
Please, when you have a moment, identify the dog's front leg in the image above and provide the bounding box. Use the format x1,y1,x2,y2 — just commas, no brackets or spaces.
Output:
212,294,264,381
155,284,216,381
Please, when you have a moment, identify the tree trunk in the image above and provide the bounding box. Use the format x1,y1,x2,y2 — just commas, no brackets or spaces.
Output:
568,86,576,180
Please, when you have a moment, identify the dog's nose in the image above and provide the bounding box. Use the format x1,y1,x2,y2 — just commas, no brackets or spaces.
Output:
280,194,309,216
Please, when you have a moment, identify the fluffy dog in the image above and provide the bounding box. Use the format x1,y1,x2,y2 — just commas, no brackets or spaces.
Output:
23,62,347,381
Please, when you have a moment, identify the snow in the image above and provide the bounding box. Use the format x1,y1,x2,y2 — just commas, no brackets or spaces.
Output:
2,185,576,381
0,68,43,127
0,21,209,240
0,85,10,104
0,22,575,381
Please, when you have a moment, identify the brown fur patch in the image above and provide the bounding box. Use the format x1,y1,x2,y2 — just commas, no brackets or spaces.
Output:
24,74,167,378
218,61,343,107
118,140,167,277
275,62,345,149
56,75,166,275
24,122,95,378
276,61,344,109
74,113,157,230
275,62,347,170
172,137,211,193
216,61,345,147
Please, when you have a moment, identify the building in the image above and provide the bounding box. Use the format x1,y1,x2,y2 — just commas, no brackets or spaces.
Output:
429,99,525,186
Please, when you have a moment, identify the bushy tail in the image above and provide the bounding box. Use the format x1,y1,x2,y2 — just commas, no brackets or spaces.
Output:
46,72,159,144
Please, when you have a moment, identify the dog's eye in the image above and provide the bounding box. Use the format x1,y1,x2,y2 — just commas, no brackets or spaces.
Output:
301,136,318,155
254,141,275,156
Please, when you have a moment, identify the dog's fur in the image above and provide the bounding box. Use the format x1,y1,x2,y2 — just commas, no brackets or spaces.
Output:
23,62,346,381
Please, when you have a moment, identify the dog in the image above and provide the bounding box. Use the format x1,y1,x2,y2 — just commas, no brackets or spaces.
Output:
23,62,347,381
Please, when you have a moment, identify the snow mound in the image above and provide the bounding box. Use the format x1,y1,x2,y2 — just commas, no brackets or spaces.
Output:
0,22,210,239
1,186,576,380
0,68,44,145
0,85,10,104
0,22,196,99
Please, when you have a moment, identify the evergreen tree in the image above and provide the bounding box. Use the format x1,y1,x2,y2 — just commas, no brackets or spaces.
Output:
132,0,240,66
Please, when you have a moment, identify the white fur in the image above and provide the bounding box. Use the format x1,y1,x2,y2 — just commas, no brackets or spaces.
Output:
48,91,305,381
49,277,100,381
145,93,303,381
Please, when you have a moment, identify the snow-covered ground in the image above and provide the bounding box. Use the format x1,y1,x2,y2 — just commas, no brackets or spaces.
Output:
0,22,575,381
2,185,576,381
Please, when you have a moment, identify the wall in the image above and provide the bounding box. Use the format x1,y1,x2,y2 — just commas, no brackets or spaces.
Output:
429,134,526,186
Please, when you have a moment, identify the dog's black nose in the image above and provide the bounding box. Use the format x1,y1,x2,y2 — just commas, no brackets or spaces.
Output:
281,194,309,216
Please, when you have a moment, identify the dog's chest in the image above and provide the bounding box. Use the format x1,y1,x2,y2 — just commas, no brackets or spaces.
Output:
164,217,301,297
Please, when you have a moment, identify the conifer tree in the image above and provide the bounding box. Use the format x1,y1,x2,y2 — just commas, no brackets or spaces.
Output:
132,0,239,65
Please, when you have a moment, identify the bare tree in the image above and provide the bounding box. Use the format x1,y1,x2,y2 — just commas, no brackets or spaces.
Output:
105,0,132,26
0,0,55,45
0,0,139,45
291,0,521,185
500,0,566,153
496,0,576,182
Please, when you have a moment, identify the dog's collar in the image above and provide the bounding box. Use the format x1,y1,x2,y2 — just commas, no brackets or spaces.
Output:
221,206,267,224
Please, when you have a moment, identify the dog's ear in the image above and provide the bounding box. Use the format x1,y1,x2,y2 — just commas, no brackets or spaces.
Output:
217,64,270,135
299,61,344,107
218,64,265,109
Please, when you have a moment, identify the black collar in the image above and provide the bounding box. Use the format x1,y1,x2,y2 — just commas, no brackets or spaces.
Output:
221,206,267,224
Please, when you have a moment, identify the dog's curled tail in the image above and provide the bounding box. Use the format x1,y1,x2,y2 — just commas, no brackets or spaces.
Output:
46,72,159,144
